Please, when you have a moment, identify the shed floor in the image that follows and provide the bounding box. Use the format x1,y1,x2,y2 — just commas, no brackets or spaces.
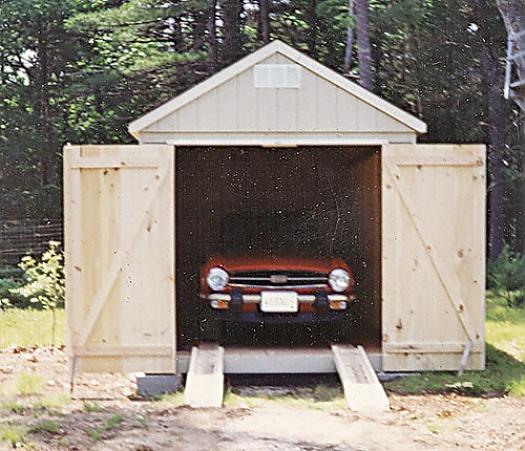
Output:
175,345,382,374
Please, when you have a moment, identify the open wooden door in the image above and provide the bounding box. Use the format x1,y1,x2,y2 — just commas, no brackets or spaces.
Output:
64,145,175,373
382,145,486,371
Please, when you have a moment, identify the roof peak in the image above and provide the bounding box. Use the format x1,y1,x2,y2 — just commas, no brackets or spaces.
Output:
128,40,427,137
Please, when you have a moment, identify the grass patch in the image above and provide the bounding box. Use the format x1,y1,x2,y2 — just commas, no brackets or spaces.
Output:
1,400,28,415
15,373,43,397
32,394,70,412
0,308,65,348
1,395,69,417
83,401,104,413
224,385,347,410
486,298,525,361
387,296,525,397
154,391,185,407
87,428,103,442
29,419,60,435
0,425,28,447
104,414,124,430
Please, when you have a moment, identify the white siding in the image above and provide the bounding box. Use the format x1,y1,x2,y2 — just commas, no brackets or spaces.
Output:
143,53,416,140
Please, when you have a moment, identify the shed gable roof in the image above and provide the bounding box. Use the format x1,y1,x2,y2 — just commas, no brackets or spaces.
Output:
128,40,427,137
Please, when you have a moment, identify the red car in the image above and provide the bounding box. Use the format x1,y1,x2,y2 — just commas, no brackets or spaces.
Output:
199,256,356,339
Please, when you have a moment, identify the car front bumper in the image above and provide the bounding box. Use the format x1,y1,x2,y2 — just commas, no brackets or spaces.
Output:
201,291,355,323
209,309,352,323
204,293,351,303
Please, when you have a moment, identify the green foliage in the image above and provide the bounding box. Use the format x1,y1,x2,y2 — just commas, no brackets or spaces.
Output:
486,294,525,361
0,425,28,448
0,267,23,280
387,296,525,397
15,373,44,397
86,428,103,441
0,264,25,309
32,395,70,413
1,401,28,415
11,241,65,312
29,420,60,435
154,391,185,406
83,402,104,413
5,241,65,344
104,414,124,430
224,384,346,410
487,246,525,306
0,0,523,253
0,278,30,309
387,343,525,397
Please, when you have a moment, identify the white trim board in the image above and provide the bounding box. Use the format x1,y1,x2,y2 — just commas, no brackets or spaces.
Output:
128,40,427,137
174,347,383,374
165,138,390,147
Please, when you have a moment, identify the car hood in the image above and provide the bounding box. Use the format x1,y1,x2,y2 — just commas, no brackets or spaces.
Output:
202,255,351,274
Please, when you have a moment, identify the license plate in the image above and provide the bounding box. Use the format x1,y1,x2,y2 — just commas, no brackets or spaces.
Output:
260,291,298,313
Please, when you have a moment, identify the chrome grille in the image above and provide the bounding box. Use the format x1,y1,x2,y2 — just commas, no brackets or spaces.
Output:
229,270,328,288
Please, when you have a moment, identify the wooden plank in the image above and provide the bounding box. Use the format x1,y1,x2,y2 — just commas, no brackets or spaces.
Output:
66,145,176,374
175,347,382,374
69,156,162,169
382,352,485,372
384,162,477,342
381,144,486,372
395,155,484,167
64,146,82,367
332,345,389,412
73,346,173,357
383,342,483,354
184,344,224,408
77,166,168,347
170,149,177,371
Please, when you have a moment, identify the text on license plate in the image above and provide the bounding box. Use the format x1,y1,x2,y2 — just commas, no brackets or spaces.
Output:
260,291,298,313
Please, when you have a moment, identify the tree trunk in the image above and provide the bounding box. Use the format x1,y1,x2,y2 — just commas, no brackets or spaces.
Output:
306,0,318,59
208,0,218,72
497,0,525,105
481,41,507,261
172,19,185,53
518,112,525,255
355,0,372,90
36,16,55,186
222,0,243,64
497,0,525,256
259,0,270,43
343,0,355,76
496,0,525,35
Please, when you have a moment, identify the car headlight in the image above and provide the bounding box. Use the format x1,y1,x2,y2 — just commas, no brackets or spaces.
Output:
328,268,351,292
206,267,229,291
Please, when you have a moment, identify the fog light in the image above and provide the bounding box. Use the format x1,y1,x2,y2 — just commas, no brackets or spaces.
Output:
211,299,229,310
329,301,347,310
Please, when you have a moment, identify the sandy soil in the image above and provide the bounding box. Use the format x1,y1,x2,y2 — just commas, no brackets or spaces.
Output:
1,346,524,451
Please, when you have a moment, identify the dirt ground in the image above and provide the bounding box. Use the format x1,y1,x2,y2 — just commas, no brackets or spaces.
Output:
1,347,524,451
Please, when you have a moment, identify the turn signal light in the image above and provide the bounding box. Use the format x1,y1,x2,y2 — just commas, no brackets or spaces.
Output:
329,301,347,310
211,299,230,310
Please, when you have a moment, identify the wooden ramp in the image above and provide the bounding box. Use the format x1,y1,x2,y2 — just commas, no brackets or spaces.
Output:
184,343,224,408
331,344,389,412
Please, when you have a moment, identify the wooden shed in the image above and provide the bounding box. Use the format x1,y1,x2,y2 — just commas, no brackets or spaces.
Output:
64,40,486,376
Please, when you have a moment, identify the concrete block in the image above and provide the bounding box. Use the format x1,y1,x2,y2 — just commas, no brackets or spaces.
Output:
136,374,182,397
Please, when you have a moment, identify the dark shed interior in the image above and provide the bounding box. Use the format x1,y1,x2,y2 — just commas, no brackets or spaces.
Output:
175,146,381,350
